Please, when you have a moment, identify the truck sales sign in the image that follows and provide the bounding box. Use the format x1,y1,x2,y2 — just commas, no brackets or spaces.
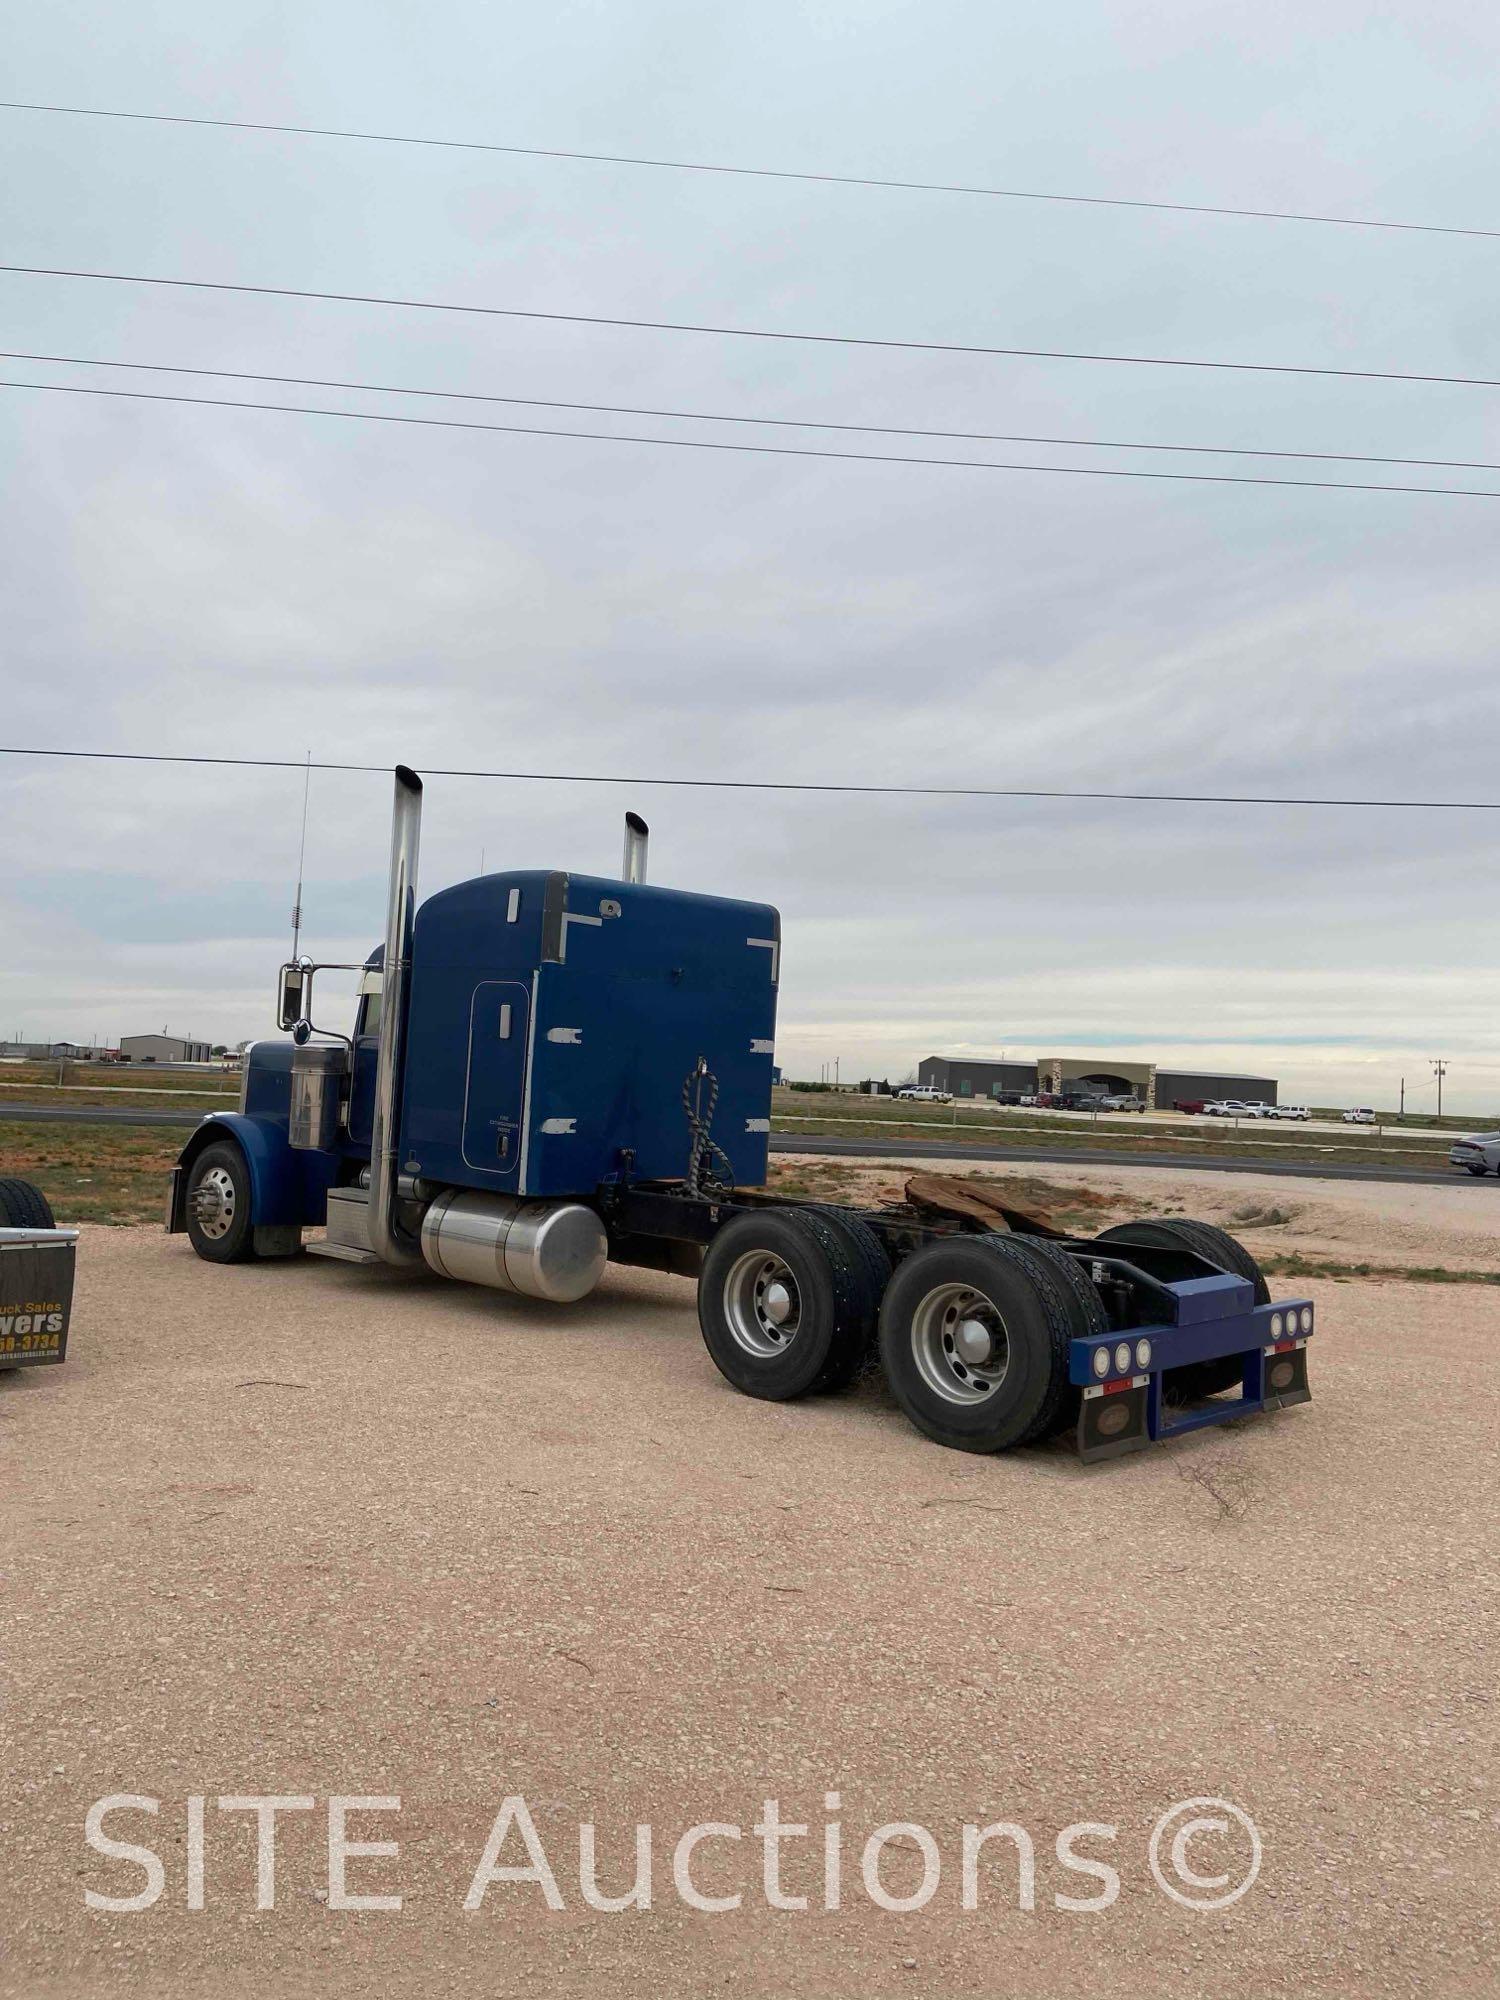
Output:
0,1235,76,1367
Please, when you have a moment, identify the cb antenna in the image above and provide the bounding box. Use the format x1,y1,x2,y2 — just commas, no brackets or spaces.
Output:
290,749,312,958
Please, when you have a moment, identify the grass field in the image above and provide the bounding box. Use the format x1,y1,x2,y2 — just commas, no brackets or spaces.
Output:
0,1060,239,1113
0,1120,182,1224
770,1086,1456,1172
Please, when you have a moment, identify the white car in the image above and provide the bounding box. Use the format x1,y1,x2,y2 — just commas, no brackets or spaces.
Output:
895,1085,952,1104
1203,1099,1252,1117
1269,1104,1310,1121
1342,1107,1377,1125
1449,1132,1500,1176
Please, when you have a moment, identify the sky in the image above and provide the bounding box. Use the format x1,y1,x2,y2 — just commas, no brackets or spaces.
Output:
3,2,1500,1112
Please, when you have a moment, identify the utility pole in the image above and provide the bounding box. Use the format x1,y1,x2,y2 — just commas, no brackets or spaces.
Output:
1431,1059,1448,1119
1398,1076,1404,1116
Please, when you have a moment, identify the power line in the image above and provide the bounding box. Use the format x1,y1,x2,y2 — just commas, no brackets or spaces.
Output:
8,377,1500,501
11,346,1500,476
1,745,1497,812
2,97,1495,244
6,262,1500,394
11,376,1500,504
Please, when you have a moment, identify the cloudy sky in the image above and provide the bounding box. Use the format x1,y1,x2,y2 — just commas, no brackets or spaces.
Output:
4,3,1500,1110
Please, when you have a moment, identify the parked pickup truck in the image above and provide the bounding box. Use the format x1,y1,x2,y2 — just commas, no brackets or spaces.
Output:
895,1085,952,1104
1449,1131,1500,1176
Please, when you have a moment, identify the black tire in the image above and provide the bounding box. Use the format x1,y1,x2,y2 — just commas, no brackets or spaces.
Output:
0,1177,56,1229
999,1235,1111,1441
1095,1217,1268,1398
801,1205,891,1391
184,1141,256,1263
697,1208,869,1401
1468,1164,1488,1177
876,1234,1076,1453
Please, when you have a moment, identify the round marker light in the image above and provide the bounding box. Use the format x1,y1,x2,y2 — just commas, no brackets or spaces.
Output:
1299,1305,1313,1334
1269,1311,1285,1339
1092,1346,1111,1379
1134,1337,1152,1370
1113,1341,1132,1375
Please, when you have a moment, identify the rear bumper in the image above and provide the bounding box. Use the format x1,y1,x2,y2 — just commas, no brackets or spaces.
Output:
1067,1276,1314,1462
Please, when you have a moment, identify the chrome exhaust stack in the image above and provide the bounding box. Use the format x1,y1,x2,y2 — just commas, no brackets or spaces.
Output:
622,811,649,884
369,764,424,1267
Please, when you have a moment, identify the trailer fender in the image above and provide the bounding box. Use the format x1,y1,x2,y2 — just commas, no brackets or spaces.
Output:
169,1115,334,1233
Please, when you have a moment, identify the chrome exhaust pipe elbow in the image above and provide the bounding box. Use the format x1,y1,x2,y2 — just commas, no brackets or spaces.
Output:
369,764,424,1267
622,811,649,884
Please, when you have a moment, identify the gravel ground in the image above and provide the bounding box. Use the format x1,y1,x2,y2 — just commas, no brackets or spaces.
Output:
4,1212,1498,1999
771,1154,1500,1275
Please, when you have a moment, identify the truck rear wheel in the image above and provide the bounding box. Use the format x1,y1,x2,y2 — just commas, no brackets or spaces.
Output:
697,1208,870,1401
800,1205,891,1391
184,1141,256,1264
1095,1218,1268,1398
0,1177,56,1229
876,1234,1076,1453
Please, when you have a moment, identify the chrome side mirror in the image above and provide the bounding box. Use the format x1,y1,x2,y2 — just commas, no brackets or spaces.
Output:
278,962,309,1032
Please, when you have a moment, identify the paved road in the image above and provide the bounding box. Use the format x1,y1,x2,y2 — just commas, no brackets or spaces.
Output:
0,1101,204,1127
0,1101,1465,1187
769,1131,1467,1187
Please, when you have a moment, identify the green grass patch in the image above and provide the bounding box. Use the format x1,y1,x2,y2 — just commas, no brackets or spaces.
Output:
0,1121,181,1224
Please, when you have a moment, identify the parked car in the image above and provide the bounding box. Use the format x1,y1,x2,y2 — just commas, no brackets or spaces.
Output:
1449,1131,1500,1176
1203,1099,1251,1117
1268,1104,1310,1121
895,1085,952,1104
986,1089,1028,1107
1172,1099,1207,1115
1342,1107,1377,1125
1100,1094,1146,1112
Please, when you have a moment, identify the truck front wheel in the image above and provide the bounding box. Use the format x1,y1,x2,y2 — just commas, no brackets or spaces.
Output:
184,1142,256,1263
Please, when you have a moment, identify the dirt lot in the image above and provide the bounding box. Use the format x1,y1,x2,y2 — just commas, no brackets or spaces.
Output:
4,1173,1498,1999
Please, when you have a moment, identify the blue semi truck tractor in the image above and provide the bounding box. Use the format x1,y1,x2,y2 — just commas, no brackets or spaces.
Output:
168,767,1315,1462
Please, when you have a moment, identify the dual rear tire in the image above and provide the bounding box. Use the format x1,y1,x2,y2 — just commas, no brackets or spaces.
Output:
697,1213,1101,1453
697,1207,1269,1451
697,1207,888,1400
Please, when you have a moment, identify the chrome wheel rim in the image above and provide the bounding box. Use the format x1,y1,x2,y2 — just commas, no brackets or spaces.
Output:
192,1164,237,1241
909,1282,1009,1404
723,1250,802,1358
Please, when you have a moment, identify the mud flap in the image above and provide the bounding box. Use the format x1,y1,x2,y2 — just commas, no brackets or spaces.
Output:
1077,1382,1150,1462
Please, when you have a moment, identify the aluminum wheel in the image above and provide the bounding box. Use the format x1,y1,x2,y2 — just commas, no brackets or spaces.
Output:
909,1282,1010,1405
722,1250,803,1358
191,1164,238,1241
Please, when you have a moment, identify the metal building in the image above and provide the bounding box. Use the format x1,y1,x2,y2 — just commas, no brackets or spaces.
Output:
120,1033,213,1064
918,1054,1278,1109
